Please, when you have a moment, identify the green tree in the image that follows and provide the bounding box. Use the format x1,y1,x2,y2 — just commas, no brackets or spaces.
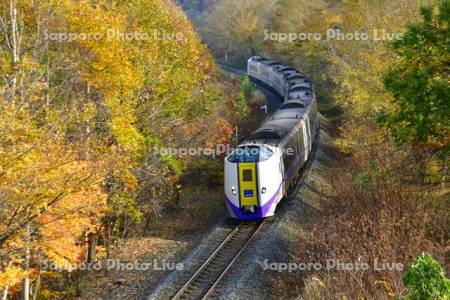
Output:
380,1,450,155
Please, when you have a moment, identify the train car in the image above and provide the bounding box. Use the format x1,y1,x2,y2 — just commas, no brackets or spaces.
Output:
247,57,290,97
224,56,319,220
247,57,264,81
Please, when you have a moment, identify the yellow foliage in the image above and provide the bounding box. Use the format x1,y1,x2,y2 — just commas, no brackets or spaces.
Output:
0,267,24,290
0,0,220,295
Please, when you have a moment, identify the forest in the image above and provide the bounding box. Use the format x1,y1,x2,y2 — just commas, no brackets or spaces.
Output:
1,0,449,299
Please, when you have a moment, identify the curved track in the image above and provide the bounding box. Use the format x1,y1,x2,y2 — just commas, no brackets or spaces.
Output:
217,63,247,76
171,221,265,300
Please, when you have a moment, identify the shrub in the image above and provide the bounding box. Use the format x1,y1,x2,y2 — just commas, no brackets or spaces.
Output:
402,253,450,300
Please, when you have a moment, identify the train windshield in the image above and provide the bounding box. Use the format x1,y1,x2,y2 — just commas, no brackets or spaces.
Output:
227,146,273,163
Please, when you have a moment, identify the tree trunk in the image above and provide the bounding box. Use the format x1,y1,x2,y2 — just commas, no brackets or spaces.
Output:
86,232,98,263
22,222,30,300
104,222,111,259
10,0,19,102
31,269,41,300
142,213,152,236
45,45,50,116
442,163,447,190
2,286,8,300
174,184,181,207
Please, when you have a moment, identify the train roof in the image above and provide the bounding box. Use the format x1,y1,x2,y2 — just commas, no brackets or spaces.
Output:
288,91,313,100
280,66,296,72
260,60,282,66
281,70,297,77
280,100,307,109
244,56,316,147
273,64,287,71
280,67,296,75
250,56,268,62
273,101,307,120
290,85,312,92
285,95,314,104
247,118,300,142
289,81,311,89
286,73,306,79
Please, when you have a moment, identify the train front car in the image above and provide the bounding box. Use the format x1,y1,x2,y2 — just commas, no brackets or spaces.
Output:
224,144,283,220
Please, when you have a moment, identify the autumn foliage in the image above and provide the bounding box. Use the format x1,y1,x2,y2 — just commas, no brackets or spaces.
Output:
0,0,237,298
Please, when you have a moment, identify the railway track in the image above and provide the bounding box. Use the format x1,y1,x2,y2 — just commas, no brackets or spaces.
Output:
217,63,247,76
171,221,265,300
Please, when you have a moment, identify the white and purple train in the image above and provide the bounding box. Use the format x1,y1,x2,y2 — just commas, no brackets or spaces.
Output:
224,56,319,220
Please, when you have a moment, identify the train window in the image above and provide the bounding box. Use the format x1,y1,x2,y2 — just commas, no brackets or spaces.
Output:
243,170,252,181
227,146,273,163
259,146,273,161
228,146,258,163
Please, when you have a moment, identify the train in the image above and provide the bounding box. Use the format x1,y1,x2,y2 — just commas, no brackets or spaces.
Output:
224,56,319,220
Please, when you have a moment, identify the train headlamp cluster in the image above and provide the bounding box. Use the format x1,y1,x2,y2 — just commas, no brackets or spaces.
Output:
231,186,237,195
261,187,267,194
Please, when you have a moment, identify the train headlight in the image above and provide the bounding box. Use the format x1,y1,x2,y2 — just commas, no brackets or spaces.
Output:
231,187,237,195
261,187,267,194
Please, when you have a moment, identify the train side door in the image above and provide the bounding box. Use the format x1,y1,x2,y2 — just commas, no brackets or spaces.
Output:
302,120,309,162
305,116,312,152
279,152,286,198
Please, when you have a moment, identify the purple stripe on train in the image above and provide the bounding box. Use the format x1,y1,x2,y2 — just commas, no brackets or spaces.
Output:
225,183,282,220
